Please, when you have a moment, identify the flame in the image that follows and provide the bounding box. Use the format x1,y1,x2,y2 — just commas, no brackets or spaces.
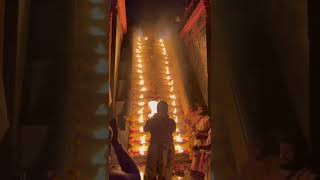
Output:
165,56,168,60
137,64,143,68
139,94,144,99
138,75,143,79
140,135,146,144
136,49,141,53
144,37,148,40
170,86,174,92
138,101,145,106
176,128,180,132
165,61,169,64
138,115,144,123
137,69,143,73
136,54,141,58
137,59,142,63
165,67,169,70
173,108,177,114
159,38,163,43
168,80,174,86
170,94,176,99
138,45,142,49
138,108,144,114
174,115,178,123
175,144,184,153
175,134,183,143
139,80,144,85
166,76,171,80
166,69,170,75
139,127,144,132
172,100,176,106
148,101,158,118
140,87,147,91
139,145,147,155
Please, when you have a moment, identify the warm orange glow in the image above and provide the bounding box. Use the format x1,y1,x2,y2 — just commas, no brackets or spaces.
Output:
174,134,183,143
140,135,146,144
170,94,176,99
139,80,144,85
129,34,189,157
148,101,158,118
168,80,174,86
175,144,184,153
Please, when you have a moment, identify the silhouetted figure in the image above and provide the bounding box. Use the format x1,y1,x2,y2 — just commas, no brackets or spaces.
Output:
144,101,176,180
109,117,141,180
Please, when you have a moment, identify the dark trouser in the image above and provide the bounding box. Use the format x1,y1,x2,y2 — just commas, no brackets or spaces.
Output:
145,143,175,180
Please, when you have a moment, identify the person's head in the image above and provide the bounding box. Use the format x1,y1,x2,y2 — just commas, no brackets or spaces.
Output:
197,104,208,115
157,101,168,115
189,103,198,113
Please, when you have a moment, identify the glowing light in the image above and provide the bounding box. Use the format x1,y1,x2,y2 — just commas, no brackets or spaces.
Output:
172,100,176,106
139,127,144,132
166,69,170,75
148,101,158,118
139,80,144,85
138,37,141,41
175,144,184,153
174,115,178,123
140,87,147,91
165,56,168,59
139,94,144,99
170,94,176,99
175,134,183,143
138,45,142,49
137,63,143,68
139,145,147,155
138,115,144,123
137,69,143,73
166,76,171,80
139,75,143,79
165,67,169,70
165,61,169,64
173,108,177,114
144,37,148,40
136,54,141,58
138,108,144,114
136,49,141,53
168,80,174,86
170,86,174,92
159,38,163,43
140,135,146,144
138,101,145,106
163,51,167,55
137,59,142,63
176,128,180,132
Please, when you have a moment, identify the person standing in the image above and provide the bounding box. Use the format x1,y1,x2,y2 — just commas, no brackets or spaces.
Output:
190,104,211,180
144,101,176,180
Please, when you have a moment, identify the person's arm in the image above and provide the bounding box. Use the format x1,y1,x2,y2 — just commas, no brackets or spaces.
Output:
144,119,152,132
110,118,140,178
111,141,140,176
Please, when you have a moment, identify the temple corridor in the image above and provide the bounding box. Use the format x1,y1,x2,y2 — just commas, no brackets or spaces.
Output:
0,0,317,179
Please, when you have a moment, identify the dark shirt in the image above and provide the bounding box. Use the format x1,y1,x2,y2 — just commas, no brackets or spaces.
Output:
144,113,176,145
